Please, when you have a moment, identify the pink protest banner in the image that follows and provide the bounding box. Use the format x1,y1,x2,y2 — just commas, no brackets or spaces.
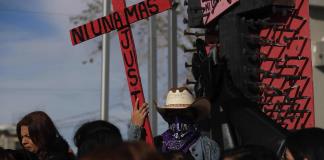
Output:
201,0,239,25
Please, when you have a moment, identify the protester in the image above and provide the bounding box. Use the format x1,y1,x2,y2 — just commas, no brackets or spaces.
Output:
16,111,74,160
284,128,324,160
128,87,220,160
73,120,123,158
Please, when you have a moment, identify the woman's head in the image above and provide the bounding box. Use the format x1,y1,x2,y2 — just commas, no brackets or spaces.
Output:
285,128,324,160
16,111,61,154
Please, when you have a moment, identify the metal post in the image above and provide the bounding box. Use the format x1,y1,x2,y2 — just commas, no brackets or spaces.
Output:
101,0,111,121
148,15,158,136
168,2,178,88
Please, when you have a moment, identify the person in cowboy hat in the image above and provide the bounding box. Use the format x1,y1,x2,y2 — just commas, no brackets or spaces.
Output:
128,87,220,160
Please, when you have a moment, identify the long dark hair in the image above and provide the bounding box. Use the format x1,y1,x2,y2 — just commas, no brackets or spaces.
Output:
16,111,69,159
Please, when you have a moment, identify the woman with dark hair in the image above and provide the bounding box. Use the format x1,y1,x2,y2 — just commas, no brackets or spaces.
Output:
16,111,74,160
73,120,123,158
284,128,324,160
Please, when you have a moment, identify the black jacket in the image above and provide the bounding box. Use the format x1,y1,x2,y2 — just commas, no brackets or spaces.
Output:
8,149,38,160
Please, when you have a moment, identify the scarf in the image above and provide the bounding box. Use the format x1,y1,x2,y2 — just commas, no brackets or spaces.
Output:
161,117,200,153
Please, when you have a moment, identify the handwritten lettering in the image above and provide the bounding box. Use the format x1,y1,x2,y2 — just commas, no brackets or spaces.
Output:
70,0,172,45
124,5,139,25
90,19,102,36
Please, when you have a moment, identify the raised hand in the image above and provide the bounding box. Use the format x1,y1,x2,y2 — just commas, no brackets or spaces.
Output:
131,98,149,127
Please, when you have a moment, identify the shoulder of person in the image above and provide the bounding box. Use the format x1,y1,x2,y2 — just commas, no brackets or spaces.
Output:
199,136,221,160
199,136,219,148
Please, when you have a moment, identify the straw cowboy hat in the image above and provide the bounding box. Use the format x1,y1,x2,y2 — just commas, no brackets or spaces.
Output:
157,87,211,122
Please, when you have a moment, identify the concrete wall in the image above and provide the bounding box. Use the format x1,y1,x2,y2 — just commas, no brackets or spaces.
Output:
309,5,324,128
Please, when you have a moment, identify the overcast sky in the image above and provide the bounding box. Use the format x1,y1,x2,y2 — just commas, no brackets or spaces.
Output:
0,0,191,149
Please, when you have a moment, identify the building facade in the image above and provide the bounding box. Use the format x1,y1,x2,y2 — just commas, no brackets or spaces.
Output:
0,125,20,149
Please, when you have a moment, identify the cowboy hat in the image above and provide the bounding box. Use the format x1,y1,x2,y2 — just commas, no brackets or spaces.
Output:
156,87,211,122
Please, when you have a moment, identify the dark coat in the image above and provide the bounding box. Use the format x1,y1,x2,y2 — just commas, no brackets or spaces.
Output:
9,137,75,160
8,149,38,160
